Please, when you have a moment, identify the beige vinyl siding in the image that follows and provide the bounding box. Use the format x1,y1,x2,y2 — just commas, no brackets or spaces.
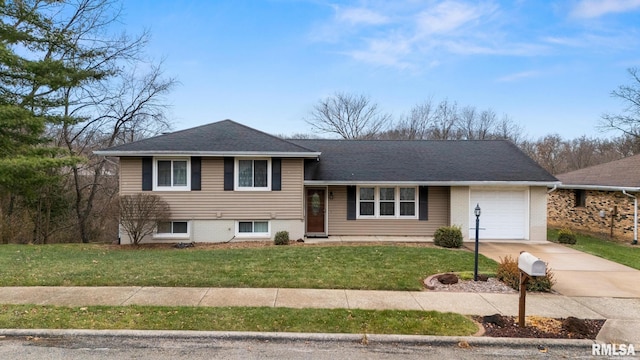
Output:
119,157,304,220
326,186,450,236
120,157,142,194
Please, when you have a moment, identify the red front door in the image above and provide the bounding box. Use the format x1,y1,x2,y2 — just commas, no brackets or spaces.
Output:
306,189,325,234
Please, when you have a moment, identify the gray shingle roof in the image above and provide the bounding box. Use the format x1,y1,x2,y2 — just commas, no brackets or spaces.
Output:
291,139,558,183
96,120,557,184
556,154,640,189
95,120,319,156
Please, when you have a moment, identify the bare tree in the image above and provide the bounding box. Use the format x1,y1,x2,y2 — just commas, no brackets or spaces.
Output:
458,106,499,140
429,99,460,140
306,92,391,139
61,65,175,243
394,99,434,139
614,134,640,157
35,0,178,243
495,115,525,144
520,134,568,174
600,67,640,139
119,194,170,245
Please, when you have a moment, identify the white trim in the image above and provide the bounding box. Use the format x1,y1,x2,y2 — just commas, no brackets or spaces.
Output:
153,157,191,191
305,180,561,187
235,220,271,238
356,186,418,219
234,158,272,191
94,150,321,158
154,220,190,239
555,184,640,192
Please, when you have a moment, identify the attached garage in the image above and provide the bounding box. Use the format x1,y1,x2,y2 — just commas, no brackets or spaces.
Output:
469,188,529,240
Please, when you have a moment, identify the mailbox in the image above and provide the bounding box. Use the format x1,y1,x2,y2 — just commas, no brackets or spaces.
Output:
518,252,546,277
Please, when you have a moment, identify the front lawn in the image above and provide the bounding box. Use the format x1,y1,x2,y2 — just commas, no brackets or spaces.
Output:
0,304,478,336
548,228,640,270
0,243,497,290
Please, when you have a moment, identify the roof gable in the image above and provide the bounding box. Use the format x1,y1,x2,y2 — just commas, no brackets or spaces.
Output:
292,139,557,183
95,120,319,156
556,154,640,189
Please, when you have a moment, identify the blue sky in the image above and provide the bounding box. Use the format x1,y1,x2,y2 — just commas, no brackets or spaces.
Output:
121,0,640,140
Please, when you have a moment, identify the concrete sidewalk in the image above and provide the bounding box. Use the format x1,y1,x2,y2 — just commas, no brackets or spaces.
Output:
1,286,639,344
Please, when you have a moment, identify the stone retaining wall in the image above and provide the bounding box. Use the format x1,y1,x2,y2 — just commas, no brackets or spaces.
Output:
548,189,637,241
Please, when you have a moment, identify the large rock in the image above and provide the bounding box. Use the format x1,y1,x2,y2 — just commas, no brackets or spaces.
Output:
482,314,509,327
437,273,459,285
562,317,589,336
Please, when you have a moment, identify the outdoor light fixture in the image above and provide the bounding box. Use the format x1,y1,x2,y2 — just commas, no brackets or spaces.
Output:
329,191,333,200
474,203,481,281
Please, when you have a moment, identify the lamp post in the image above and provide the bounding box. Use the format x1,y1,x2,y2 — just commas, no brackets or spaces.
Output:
474,204,481,281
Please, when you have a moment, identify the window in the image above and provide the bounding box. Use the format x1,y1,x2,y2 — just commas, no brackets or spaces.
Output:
359,187,375,216
236,159,271,190
575,189,586,207
399,188,416,216
236,221,270,237
357,186,417,218
379,187,395,216
155,158,189,190
155,221,189,238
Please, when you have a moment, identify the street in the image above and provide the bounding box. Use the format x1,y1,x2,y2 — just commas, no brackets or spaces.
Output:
0,335,606,359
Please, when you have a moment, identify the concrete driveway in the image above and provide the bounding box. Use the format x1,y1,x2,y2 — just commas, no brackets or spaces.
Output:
471,242,640,298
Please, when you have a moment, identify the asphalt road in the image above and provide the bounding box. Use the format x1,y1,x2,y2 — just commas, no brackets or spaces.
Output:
0,335,603,359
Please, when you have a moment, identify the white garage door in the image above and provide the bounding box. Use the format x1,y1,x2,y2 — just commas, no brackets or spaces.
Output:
469,189,528,240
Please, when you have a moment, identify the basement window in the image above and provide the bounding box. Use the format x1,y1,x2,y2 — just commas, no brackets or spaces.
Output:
155,221,189,239
574,190,586,208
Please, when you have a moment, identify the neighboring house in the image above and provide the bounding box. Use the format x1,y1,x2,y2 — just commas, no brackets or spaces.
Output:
95,120,558,244
548,154,640,244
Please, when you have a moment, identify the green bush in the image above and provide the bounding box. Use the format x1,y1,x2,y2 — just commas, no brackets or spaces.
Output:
557,228,577,244
433,225,463,248
496,255,555,292
274,231,290,245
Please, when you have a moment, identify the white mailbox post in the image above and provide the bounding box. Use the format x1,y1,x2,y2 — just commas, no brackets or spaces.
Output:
517,251,547,327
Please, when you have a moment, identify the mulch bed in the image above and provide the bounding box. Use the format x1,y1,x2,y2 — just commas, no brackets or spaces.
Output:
475,315,605,339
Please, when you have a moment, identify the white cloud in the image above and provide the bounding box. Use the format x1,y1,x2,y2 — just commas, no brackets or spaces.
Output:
307,1,581,69
335,6,390,25
570,0,640,18
415,1,494,35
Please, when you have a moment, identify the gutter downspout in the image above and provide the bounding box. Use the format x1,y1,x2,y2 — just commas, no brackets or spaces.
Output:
622,190,638,245
547,185,558,194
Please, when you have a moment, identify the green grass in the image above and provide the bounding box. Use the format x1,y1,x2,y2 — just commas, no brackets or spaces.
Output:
0,244,497,290
0,305,478,336
548,228,640,270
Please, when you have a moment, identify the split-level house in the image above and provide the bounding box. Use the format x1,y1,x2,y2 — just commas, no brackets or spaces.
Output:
95,120,559,244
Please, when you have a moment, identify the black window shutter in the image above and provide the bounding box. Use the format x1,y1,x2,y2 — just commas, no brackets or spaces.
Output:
224,157,234,191
191,157,201,191
142,157,152,191
272,158,281,191
419,186,429,221
347,186,356,220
